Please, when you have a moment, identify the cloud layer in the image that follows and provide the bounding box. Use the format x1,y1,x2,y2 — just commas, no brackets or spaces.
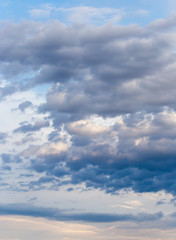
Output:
1,14,176,198
0,203,163,223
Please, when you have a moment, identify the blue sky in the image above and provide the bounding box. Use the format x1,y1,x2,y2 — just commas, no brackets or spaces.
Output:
1,1,176,240
0,0,173,23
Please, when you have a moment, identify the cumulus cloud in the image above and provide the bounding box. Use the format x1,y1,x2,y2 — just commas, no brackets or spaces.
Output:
37,141,68,156
0,15,175,99
1,14,176,197
25,109,176,195
14,120,50,133
66,119,110,137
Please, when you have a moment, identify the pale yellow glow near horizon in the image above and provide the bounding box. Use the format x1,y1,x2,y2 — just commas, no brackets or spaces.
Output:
0,215,176,240
0,216,97,240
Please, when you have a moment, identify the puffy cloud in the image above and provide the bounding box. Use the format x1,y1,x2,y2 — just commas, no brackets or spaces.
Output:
25,109,176,195
0,15,174,102
1,15,176,197
37,142,68,156
66,119,110,137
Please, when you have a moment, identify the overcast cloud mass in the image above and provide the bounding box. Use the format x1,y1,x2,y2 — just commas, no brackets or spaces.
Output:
1,0,176,239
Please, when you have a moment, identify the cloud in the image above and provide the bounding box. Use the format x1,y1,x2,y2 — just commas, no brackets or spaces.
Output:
0,203,163,223
1,153,12,163
0,132,8,143
66,119,110,137
23,141,68,158
1,15,176,197
14,120,50,133
26,109,176,195
18,101,32,112
29,4,56,18
36,142,68,156
29,5,123,24
57,6,123,24
0,14,174,101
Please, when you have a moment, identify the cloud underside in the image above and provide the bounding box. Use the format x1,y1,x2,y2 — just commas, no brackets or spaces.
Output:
1,15,176,195
0,203,163,223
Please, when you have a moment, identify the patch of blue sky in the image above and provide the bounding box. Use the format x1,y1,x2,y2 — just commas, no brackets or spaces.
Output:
0,0,174,26
33,83,50,98
19,71,50,98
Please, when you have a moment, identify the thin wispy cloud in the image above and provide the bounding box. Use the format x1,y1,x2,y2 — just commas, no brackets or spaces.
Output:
29,5,124,24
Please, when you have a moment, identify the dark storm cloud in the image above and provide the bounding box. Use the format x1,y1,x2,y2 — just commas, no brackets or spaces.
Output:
0,203,163,223
14,120,50,133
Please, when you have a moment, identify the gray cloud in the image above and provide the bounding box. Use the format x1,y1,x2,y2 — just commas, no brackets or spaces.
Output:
18,101,33,112
0,203,163,223
26,110,176,195
0,132,8,144
1,15,176,197
14,120,50,133
0,15,174,108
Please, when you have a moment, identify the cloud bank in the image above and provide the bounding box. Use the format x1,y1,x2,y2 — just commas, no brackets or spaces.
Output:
0,203,163,223
1,14,176,198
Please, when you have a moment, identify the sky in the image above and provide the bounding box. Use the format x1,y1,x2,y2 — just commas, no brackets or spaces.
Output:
1,0,176,239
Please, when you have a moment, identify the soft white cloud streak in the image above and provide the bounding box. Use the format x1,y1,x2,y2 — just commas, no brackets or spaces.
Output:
29,5,123,24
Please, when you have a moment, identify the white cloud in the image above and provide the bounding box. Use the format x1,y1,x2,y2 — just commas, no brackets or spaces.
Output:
29,4,56,18
37,142,68,156
58,6,123,24
29,5,123,25
67,119,110,137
